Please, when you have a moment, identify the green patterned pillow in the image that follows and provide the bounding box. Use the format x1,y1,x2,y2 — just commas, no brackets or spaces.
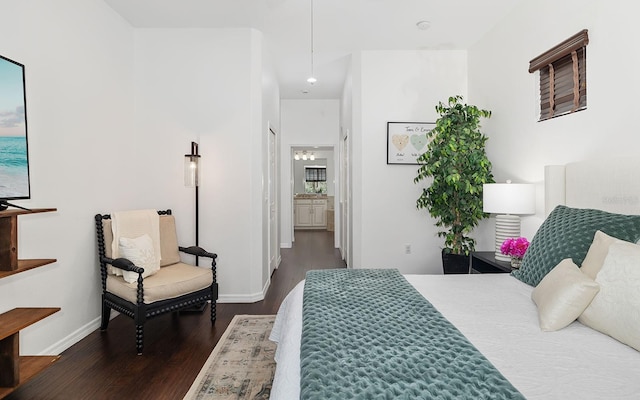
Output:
512,205,640,287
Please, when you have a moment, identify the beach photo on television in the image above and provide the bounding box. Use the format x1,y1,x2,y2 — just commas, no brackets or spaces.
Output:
1,55,30,199
0,136,29,198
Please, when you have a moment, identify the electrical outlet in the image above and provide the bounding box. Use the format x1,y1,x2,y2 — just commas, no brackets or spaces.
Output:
404,244,411,254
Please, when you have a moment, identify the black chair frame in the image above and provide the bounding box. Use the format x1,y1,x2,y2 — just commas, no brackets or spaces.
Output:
94,209,218,355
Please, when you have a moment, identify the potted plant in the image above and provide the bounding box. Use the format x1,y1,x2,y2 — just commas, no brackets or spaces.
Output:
414,95,494,274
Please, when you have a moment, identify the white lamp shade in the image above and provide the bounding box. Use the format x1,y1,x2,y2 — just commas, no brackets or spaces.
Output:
483,183,536,215
484,182,536,262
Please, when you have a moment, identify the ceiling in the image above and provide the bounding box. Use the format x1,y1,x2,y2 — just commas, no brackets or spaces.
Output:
104,0,524,99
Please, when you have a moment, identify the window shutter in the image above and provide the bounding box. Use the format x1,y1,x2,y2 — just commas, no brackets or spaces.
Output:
529,30,588,121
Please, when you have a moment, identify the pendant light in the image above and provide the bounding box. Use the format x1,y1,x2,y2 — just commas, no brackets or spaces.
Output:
307,0,317,84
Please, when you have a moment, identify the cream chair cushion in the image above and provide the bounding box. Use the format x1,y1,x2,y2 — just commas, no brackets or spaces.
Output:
158,215,181,266
106,262,213,304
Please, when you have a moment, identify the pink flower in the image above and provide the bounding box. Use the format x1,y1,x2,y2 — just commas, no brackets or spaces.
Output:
501,237,530,258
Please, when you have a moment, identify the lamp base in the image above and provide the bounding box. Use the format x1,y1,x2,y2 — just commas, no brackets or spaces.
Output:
494,214,521,262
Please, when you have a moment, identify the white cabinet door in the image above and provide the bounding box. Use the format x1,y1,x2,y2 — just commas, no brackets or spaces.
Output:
295,201,312,227
311,200,327,226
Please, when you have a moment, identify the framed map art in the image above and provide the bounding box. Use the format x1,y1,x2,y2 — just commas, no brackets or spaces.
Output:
386,122,435,165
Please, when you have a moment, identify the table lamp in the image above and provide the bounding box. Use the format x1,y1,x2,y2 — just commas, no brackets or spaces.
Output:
483,181,536,261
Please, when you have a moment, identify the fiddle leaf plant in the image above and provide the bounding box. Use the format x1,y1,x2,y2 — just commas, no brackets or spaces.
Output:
414,95,494,255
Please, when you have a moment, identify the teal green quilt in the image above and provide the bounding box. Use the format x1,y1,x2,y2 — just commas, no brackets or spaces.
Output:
300,269,525,400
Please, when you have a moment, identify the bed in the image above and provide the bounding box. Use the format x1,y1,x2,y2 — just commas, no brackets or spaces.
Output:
269,158,640,399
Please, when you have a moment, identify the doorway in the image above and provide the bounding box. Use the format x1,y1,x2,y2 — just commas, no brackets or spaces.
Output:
290,145,339,250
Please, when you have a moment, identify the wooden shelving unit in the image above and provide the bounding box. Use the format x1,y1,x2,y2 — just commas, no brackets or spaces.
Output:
0,208,60,398
0,208,57,273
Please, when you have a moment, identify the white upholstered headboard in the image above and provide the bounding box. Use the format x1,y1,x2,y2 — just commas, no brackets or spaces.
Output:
545,157,640,216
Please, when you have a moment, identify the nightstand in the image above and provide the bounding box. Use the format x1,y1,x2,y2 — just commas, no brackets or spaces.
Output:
470,251,514,274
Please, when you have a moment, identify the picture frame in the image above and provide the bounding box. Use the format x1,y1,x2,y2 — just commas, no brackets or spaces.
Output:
386,122,435,165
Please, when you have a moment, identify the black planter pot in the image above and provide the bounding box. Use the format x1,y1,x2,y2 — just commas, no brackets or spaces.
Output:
441,249,470,274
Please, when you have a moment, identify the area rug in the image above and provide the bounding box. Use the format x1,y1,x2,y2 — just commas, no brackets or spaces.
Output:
183,314,277,400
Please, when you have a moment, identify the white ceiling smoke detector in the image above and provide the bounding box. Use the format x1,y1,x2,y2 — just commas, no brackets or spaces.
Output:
416,20,431,30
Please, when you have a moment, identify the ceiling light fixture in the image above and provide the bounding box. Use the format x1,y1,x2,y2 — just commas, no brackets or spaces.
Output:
306,0,317,85
294,150,316,161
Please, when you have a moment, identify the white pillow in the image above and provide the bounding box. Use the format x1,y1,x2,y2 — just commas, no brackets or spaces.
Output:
117,234,160,283
531,258,600,331
581,230,637,279
578,242,640,351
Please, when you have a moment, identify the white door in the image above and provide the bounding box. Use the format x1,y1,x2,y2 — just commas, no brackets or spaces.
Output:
341,132,350,265
268,127,278,275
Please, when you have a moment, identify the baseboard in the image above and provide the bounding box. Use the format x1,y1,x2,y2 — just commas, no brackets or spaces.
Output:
217,280,269,303
40,316,103,356
280,242,291,248
218,292,265,303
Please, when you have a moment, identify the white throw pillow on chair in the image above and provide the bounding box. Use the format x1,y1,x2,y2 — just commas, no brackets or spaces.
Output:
117,234,161,283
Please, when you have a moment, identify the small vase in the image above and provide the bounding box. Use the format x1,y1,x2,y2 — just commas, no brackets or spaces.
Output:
510,257,523,269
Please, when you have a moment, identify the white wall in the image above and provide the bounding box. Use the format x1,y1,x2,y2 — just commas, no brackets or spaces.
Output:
468,0,640,244
134,28,276,302
0,0,136,354
280,99,340,248
351,50,468,274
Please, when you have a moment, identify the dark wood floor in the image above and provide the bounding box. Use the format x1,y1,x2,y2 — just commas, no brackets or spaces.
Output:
7,230,345,400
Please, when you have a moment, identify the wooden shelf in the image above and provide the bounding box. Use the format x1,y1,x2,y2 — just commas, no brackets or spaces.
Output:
0,209,60,398
0,259,57,279
0,208,57,218
0,308,61,340
0,308,60,396
0,356,60,398
0,208,57,272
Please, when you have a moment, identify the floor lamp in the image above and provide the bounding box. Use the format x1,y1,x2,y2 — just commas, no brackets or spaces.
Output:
483,181,536,262
184,141,201,266
183,142,206,313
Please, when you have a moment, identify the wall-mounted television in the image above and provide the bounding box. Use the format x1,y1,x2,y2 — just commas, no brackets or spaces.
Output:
0,54,30,211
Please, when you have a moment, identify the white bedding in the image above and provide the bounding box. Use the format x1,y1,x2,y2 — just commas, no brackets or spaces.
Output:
269,273,640,399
